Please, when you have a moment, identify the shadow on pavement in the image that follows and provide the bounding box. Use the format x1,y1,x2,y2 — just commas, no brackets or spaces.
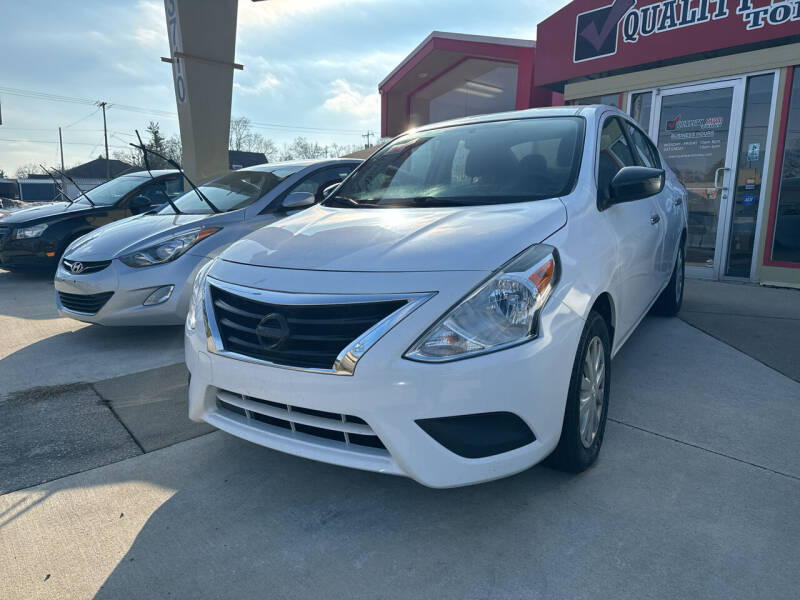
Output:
0,324,185,397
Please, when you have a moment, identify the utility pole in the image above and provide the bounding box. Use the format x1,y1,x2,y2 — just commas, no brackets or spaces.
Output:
362,131,375,149
97,101,110,179
58,127,66,199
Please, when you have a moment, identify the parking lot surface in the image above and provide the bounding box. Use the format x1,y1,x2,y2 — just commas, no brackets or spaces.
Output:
1,269,798,598
0,269,184,398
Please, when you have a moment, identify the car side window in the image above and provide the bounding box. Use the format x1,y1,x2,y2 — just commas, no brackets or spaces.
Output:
284,165,357,202
135,179,169,205
625,122,661,168
597,116,637,203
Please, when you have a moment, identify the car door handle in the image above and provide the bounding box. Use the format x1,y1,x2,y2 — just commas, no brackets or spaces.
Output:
650,214,661,225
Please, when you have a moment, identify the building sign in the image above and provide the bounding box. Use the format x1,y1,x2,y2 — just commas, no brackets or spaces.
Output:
537,0,800,87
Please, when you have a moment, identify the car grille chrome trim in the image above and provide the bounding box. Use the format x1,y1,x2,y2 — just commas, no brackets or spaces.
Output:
214,389,388,452
204,277,435,376
58,291,114,315
62,259,112,275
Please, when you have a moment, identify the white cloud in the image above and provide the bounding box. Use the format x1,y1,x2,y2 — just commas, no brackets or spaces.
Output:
322,79,380,122
237,0,379,29
129,0,167,51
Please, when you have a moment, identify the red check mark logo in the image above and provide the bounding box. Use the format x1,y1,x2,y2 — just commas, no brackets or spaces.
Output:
580,0,636,51
667,115,681,130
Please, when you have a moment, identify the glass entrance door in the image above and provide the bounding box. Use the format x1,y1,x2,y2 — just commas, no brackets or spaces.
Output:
653,81,745,278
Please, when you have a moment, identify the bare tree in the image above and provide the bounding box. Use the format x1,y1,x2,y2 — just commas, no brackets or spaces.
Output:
230,116,254,152
15,163,45,178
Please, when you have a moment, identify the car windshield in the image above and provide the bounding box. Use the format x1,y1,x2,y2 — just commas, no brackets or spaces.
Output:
73,175,150,206
160,166,304,215
326,117,584,208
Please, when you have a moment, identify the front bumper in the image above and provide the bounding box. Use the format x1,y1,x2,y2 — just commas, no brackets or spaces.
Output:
185,265,585,488
0,236,60,270
54,252,210,326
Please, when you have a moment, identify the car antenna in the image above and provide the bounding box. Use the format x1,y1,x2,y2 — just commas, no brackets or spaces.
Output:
128,138,220,214
51,167,96,207
134,130,183,215
39,165,71,204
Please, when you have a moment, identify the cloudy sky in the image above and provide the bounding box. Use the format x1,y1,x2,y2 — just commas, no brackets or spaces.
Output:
0,0,568,176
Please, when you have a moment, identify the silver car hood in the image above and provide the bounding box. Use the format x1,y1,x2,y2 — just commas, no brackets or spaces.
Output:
220,201,567,272
65,212,238,260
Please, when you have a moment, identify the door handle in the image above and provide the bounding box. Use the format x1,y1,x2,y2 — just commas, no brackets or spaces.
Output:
650,214,661,225
714,167,730,190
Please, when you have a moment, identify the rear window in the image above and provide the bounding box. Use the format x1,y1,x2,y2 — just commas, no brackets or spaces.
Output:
327,117,584,208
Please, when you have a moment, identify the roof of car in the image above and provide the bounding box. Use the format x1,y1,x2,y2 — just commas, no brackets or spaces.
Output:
123,169,180,178
245,158,362,172
412,105,595,134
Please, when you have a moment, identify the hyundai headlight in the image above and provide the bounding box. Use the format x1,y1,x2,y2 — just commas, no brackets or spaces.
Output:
405,244,559,362
120,228,220,268
186,258,216,331
13,223,48,239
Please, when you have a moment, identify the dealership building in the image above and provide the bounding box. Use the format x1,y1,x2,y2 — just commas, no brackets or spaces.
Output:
379,0,800,287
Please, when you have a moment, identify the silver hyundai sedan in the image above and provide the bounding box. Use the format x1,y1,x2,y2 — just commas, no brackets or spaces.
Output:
54,159,361,326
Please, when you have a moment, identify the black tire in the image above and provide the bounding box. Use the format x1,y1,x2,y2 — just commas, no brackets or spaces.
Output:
547,311,611,473
652,244,685,316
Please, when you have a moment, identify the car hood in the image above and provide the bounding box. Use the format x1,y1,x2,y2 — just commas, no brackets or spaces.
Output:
0,201,97,224
65,212,233,260
221,200,567,272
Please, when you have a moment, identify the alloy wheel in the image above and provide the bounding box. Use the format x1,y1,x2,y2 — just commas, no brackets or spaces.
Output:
579,336,606,449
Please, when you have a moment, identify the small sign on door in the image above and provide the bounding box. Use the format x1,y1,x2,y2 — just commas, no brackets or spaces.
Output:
747,143,760,162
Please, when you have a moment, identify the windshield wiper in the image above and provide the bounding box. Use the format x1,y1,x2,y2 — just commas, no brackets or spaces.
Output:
129,137,220,214
52,167,96,207
325,195,362,208
132,130,182,215
39,165,71,204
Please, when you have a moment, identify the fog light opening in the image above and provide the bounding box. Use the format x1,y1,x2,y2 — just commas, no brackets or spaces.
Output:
143,285,174,306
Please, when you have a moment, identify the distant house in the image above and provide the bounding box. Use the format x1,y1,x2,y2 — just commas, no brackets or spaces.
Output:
65,157,137,179
229,150,267,170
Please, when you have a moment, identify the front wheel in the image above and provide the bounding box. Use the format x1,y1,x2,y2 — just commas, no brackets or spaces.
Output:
547,311,611,473
652,245,685,316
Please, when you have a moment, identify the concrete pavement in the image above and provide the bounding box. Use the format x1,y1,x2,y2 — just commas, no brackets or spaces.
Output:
0,269,185,398
2,315,798,599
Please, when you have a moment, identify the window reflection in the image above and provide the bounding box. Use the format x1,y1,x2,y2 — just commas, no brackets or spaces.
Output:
409,59,518,128
771,71,800,264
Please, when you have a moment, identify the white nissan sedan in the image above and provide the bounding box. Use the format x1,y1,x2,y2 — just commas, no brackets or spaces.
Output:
185,106,687,488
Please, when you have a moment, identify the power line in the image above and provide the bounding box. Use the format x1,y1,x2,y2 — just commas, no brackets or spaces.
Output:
63,107,101,129
0,86,367,133
0,137,129,149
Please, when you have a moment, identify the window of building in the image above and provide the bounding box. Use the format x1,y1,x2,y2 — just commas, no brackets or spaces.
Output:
408,58,518,128
771,69,800,264
725,73,774,276
629,92,652,130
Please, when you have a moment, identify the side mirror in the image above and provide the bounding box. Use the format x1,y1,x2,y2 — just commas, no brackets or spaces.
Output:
282,191,316,210
608,166,665,206
130,195,152,215
321,181,342,200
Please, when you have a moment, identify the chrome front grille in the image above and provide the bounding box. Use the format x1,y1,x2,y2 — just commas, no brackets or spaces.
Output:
215,389,387,451
62,258,112,275
206,280,433,375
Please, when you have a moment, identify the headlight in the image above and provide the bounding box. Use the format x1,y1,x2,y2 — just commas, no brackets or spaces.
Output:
186,258,216,331
405,244,559,362
119,228,220,268
13,223,48,239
